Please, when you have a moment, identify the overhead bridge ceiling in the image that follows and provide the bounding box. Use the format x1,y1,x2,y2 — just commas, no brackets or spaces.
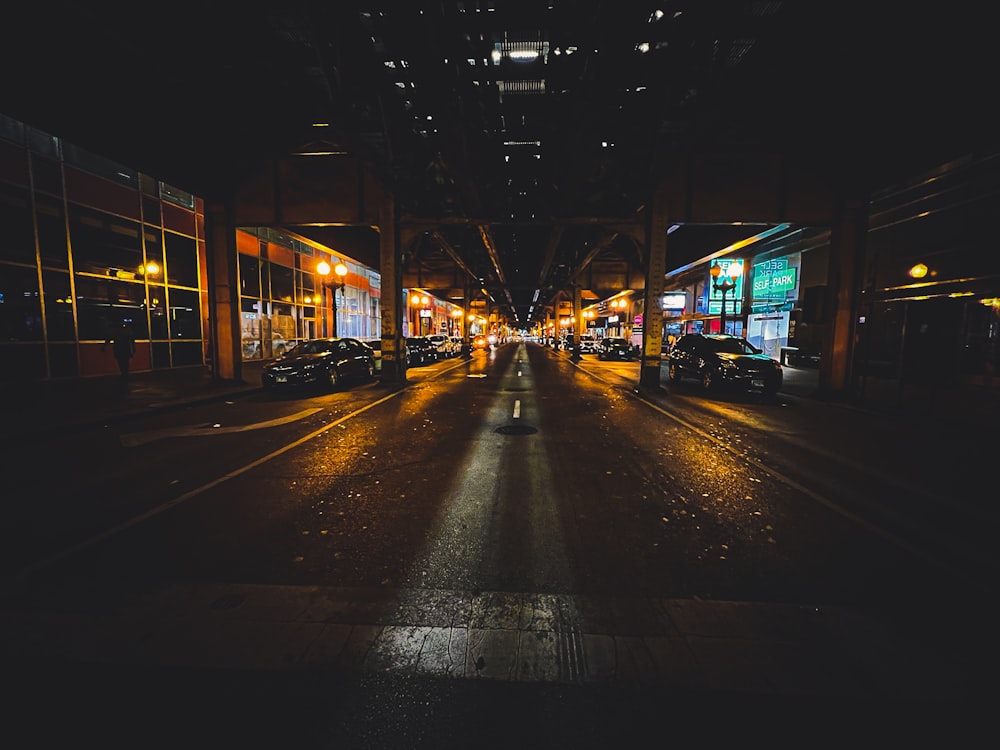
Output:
3,1,992,327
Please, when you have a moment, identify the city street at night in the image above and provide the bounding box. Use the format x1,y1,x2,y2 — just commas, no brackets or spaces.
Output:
2,342,994,745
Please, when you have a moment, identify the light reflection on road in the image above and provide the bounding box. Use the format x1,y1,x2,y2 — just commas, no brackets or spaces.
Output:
369,346,578,676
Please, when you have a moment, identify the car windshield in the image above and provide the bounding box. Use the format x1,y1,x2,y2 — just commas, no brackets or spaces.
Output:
707,337,758,355
294,340,333,355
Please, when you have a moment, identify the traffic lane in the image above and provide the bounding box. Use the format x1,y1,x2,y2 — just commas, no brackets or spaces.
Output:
1,354,459,565
548,352,982,608
641,381,997,589
8,345,518,594
578,353,996,588
5,341,987,737
661,371,987,507
572,345,991,602
23,337,967,611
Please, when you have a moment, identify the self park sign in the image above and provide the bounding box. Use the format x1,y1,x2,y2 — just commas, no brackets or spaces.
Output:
753,258,797,298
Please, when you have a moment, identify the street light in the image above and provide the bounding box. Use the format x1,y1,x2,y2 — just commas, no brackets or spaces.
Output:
317,259,349,337
411,292,431,336
709,260,743,335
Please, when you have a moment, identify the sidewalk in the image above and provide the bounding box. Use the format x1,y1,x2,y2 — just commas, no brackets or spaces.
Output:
1,361,265,441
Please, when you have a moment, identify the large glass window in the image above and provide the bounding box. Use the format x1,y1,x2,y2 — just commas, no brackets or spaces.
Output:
73,275,148,341
259,260,274,300
164,230,198,288
142,195,161,226
0,182,34,264
268,302,296,357
241,297,263,358
68,205,142,278
0,264,42,340
35,194,69,270
143,227,164,283
42,269,75,341
240,254,261,298
149,286,168,339
31,154,63,195
269,261,294,303
167,288,201,340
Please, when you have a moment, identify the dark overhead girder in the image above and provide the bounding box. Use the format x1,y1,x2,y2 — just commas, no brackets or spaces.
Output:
3,2,991,327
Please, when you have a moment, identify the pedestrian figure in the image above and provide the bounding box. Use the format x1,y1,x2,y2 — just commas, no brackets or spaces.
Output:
105,320,135,379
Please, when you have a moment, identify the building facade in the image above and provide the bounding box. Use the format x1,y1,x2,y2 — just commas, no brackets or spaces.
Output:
0,114,385,381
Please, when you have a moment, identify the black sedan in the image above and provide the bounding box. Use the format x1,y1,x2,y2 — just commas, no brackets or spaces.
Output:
597,336,634,361
405,336,437,366
262,337,376,391
666,333,782,395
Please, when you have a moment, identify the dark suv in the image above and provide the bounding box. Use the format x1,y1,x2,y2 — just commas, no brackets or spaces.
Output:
597,337,634,361
666,333,782,395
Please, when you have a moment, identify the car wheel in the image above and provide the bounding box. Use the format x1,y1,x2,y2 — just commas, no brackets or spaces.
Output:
327,367,340,389
667,363,682,382
701,369,715,391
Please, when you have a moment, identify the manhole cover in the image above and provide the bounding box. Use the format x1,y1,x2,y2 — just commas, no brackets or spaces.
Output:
495,424,538,435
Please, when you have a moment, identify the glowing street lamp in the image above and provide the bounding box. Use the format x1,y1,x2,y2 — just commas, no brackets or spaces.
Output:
710,260,743,335
317,259,349,337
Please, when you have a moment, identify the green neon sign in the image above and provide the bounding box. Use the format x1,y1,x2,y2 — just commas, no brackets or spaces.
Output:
752,259,797,298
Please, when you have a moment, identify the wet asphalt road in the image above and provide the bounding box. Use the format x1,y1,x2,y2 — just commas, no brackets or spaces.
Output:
2,343,994,746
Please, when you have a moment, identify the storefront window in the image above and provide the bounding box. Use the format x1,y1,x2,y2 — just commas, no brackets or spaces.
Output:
241,298,263,359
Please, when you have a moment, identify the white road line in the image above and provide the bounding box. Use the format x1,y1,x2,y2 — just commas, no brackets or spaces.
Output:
119,408,323,447
513,399,521,419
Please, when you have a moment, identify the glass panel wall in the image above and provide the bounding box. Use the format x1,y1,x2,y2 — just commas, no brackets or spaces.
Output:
0,113,207,380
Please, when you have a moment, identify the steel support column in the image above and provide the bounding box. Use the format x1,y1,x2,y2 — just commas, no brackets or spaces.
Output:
639,191,668,389
205,202,242,383
379,194,407,384
820,192,868,398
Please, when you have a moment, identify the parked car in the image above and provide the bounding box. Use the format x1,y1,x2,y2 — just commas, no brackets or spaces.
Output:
666,333,782,395
406,336,437,365
578,334,599,353
449,336,465,354
365,338,411,372
363,338,385,374
364,338,381,372
427,333,455,358
261,337,376,391
597,336,634,361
